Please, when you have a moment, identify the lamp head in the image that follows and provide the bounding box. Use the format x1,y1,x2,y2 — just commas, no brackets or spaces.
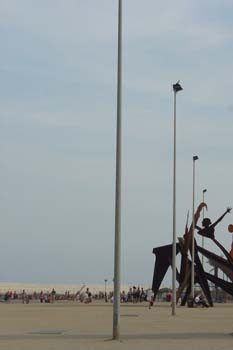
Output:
173,81,183,93
203,189,207,193
193,155,198,161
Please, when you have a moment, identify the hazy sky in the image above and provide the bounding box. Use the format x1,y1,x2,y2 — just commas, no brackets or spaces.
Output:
0,0,233,287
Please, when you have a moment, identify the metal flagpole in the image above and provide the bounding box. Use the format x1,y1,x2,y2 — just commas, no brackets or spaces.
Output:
113,0,122,340
191,156,198,300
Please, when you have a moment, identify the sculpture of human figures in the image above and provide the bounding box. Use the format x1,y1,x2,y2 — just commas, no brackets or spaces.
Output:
196,207,232,239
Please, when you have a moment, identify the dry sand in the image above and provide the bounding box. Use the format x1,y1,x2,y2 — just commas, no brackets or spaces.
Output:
0,301,232,350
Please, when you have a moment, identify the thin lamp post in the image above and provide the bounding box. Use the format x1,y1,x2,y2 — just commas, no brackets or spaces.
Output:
113,0,122,340
172,81,183,316
104,279,108,302
191,156,199,300
202,189,207,266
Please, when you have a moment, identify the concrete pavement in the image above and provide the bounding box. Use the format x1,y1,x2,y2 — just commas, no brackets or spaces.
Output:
0,301,232,349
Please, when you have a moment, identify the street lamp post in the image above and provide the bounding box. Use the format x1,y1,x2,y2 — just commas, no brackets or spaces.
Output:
172,81,183,316
104,279,108,302
202,189,207,266
113,0,122,340
191,156,199,301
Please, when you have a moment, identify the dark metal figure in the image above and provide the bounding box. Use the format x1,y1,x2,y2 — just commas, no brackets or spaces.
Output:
152,203,233,306
196,207,232,239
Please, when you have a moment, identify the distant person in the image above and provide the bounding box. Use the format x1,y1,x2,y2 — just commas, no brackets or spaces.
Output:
147,289,154,309
44,292,50,303
148,295,154,309
194,294,209,308
166,292,172,302
83,288,92,303
51,288,56,302
4,291,10,302
22,290,26,304
121,291,127,302
87,289,92,303
127,288,133,302
40,291,44,303
140,288,146,302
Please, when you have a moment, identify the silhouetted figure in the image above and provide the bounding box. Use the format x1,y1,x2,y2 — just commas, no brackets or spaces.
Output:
194,293,209,308
196,207,231,239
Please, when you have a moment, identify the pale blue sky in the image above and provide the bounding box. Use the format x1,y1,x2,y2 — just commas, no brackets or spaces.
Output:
0,0,232,287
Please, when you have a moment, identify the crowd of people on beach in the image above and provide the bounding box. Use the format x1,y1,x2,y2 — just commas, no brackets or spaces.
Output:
2,286,214,309
3,289,57,304
2,287,217,311
1,286,150,304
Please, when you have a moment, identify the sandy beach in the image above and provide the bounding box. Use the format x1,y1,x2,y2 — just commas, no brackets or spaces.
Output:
0,300,232,350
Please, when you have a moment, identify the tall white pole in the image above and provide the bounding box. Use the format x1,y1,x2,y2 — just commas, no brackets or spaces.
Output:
172,90,177,316
172,82,182,316
105,279,108,302
201,189,207,266
191,156,198,300
113,0,122,340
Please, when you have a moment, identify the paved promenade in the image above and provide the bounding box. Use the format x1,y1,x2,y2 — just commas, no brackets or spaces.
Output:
0,301,232,350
